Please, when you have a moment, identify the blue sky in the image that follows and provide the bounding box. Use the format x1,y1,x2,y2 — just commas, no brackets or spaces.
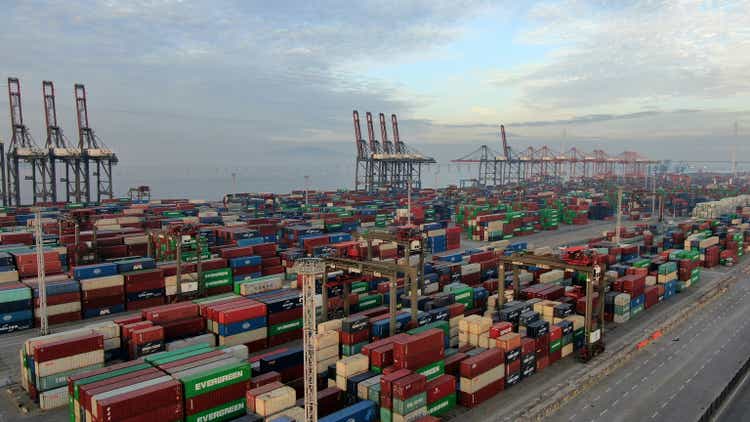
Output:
1,0,748,197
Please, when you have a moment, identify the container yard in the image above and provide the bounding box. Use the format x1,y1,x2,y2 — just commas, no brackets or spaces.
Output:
0,165,739,422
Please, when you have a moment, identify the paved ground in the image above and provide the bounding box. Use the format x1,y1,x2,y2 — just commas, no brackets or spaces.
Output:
547,262,750,422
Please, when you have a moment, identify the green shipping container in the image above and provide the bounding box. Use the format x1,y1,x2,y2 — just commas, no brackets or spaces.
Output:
393,392,426,415
180,361,251,398
550,339,562,352
37,363,104,392
368,383,381,403
358,294,382,311
408,321,449,340
381,407,392,422
185,398,246,422
202,268,233,288
269,318,303,336
428,394,457,416
351,281,369,295
416,360,445,381
341,342,366,356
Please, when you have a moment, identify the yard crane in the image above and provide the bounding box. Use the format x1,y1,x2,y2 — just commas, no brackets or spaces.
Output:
495,253,606,362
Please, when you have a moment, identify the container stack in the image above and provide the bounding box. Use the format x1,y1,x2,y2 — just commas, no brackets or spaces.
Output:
247,382,298,420
0,281,32,333
230,255,263,282
251,289,303,348
75,263,125,319
341,315,370,356
336,354,369,393
211,297,267,347
159,352,251,422
143,302,205,343
24,276,80,326
425,374,456,417
458,315,492,348
22,332,105,409
394,328,446,381
123,268,166,310
316,319,341,373
458,349,504,407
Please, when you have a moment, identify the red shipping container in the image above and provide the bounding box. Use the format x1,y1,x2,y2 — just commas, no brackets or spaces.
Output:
444,352,467,377
340,330,369,346
490,322,513,339
447,303,465,318
117,403,182,422
82,295,123,309
267,307,303,326
425,374,456,403
505,359,520,376
127,297,166,311
361,334,409,358
392,373,427,400
246,381,285,413
536,355,549,372
371,345,394,368
521,337,536,355
644,285,659,309
185,380,249,415
249,371,282,389
393,329,444,370
161,316,205,341
95,380,181,422
218,302,266,324
458,378,504,407
114,315,143,327
220,246,254,259
131,326,164,345
82,285,124,301
33,333,103,362
143,303,199,323
460,349,504,379
380,369,412,399
550,349,562,364
126,277,165,293
36,312,81,326
80,370,162,415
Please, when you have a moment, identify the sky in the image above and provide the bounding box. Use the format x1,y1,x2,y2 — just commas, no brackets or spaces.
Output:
1,0,749,199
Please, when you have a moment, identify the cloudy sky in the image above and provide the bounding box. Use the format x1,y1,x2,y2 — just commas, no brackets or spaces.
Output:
2,0,749,198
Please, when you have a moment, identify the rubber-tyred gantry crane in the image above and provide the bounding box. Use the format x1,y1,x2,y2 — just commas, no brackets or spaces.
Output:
43,81,87,203
75,83,118,203
5,77,55,206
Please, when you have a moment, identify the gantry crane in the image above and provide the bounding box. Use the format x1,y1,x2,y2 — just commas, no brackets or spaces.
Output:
494,253,605,362
6,77,55,206
43,81,86,203
75,83,118,203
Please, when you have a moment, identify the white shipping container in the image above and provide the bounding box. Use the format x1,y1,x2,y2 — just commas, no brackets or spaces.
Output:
317,356,338,373
103,337,121,351
38,302,81,316
0,270,19,283
255,386,296,416
39,386,69,410
336,354,368,377
316,344,338,362
80,275,124,291
218,327,267,346
85,321,120,340
313,331,338,350
123,235,149,245
35,350,104,378
459,365,505,394
317,318,342,333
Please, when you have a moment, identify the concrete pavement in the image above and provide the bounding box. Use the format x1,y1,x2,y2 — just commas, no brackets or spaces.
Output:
547,263,750,422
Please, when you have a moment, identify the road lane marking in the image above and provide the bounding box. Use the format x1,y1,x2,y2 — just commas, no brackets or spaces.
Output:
600,409,608,417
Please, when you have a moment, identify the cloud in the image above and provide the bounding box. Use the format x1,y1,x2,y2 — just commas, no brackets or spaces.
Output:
501,0,750,109
510,109,702,127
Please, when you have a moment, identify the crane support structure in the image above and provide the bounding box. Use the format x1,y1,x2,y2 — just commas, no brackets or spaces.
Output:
75,83,118,203
43,81,86,203
452,124,659,188
352,110,435,192
6,77,55,206
495,253,605,361
294,258,325,422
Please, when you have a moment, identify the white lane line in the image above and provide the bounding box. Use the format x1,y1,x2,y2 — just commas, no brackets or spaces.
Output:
600,409,608,417
612,399,620,407
661,401,669,409
623,391,630,398
605,387,611,393
568,414,577,421
641,377,648,383
658,361,665,368
651,411,660,419
631,385,638,391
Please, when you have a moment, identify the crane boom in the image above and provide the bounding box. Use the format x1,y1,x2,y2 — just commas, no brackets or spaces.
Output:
501,124,510,159
43,81,67,149
352,110,366,158
379,113,393,154
75,84,96,150
365,112,380,154
391,114,402,153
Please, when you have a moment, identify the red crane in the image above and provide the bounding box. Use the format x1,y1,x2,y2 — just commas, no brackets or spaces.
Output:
391,114,403,153
365,112,380,154
379,113,393,154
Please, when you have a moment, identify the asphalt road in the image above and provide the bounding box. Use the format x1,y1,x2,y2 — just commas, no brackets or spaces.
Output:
548,262,750,422
714,368,750,421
